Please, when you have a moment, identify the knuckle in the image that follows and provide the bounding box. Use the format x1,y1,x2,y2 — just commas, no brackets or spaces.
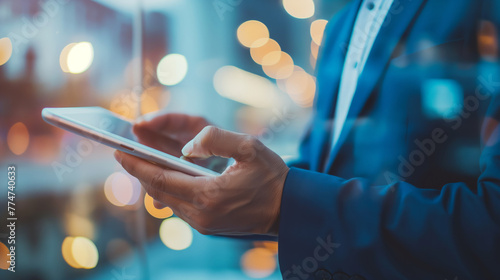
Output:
238,135,262,161
149,171,166,188
247,135,263,149
194,116,207,125
144,185,162,201
199,126,218,147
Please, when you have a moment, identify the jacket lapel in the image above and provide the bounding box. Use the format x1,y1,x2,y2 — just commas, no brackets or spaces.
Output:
324,0,427,173
311,0,362,171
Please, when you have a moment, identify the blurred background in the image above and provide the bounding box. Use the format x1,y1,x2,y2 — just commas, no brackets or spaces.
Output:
0,0,349,279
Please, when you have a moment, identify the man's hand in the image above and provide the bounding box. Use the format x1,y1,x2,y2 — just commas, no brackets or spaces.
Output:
133,113,209,157
115,126,289,236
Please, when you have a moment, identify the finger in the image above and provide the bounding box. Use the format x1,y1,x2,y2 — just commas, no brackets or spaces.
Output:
133,125,183,156
114,150,201,199
181,126,262,162
153,199,168,209
135,113,207,140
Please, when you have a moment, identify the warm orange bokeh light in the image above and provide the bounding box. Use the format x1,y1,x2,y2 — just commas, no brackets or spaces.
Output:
0,242,10,270
310,19,328,45
65,213,95,239
72,236,99,269
282,0,315,19
254,241,279,255
141,87,166,115
241,248,277,278
62,237,80,269
478,20,498,61
250,39,282,66
262,51,294,79
144,193,174,219
110,89,139,120
285,66,316,107
311,41,320,59
0,37,13,66
237,20,270,48
7,122,30,156
62,236,99,269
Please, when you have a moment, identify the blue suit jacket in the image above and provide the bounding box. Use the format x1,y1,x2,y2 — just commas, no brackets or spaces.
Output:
279,0,500,279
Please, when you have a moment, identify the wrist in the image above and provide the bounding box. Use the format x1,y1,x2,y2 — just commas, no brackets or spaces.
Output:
267,166,290,236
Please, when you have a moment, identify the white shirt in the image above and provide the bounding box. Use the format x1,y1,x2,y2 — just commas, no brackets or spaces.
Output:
331,0,395,146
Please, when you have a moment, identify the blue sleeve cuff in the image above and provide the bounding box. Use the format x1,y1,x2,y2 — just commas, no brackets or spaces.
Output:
278,167,345,276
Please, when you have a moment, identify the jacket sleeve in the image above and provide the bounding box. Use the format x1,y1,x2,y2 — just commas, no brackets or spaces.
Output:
278,84,500,279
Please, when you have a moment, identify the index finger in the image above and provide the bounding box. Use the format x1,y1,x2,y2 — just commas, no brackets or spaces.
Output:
136,114,207,136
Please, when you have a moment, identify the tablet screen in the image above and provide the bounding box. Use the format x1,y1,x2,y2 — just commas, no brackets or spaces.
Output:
63,110,137,142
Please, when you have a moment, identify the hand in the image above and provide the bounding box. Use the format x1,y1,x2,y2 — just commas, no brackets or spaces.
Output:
133,113,229,173
133,113,209,157
115,126,290,236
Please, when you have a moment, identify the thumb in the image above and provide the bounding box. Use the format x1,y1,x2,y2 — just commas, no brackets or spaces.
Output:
181,126,261,162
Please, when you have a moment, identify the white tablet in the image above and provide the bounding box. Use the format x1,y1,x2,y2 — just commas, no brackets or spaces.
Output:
42,106,220,177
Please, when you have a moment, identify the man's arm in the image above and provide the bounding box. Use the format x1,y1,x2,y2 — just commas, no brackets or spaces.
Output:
278,93,500,279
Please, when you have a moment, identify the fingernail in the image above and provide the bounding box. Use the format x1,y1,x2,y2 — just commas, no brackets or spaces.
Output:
182,141,193,156
114,151,122,164
134,117,145,125
135,113,155,125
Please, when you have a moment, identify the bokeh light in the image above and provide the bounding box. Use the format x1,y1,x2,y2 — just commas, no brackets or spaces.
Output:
73,237,99,269
66,42,94,74
141,88,160,115
60,43,77,73
109,89,139,120
104,172,141,207
214,65,276,108
282,0,315,19
0,37,13,66
144,193,174,219
62,237,79,269
478,20,498,61
157,54,188,86
285,66,316,107
65,213,95,239
237,20,270,48
159,217,193,251
7,122,30,156
0,242,10,270
241,248,277,278
254,241,279,255
310,53,317,69
310,19,328,45
30,135,59,163
311,41,320,60
250,39,282,66
262,51,294,79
